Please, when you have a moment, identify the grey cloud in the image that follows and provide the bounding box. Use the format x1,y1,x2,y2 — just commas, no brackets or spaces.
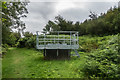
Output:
59,8,89,22
21,2,118,34
59,2,117,22
84,2,117,13
27,2,56,19
22,2,57,33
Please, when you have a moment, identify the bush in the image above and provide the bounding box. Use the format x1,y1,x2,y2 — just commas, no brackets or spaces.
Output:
79,36,99,52
2,44,9,55
16,38,28,48
82,34,120,79
25,36,36,48
16,36,36,48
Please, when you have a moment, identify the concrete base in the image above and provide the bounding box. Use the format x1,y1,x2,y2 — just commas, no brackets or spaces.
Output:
43,49,71,60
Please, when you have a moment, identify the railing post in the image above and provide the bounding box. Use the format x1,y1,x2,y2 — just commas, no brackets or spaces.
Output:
58,31,59,49
44,33,46,48
58,32,59,43
77,32,78,45
64,35,65,44
36,31,39,48
70,31,71,45
54,35,55,44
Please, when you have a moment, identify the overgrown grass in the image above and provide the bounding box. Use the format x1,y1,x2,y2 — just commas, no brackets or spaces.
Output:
2,48,87,78
2,34,119,78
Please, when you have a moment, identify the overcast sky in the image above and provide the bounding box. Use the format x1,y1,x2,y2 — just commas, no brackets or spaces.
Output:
21,0,118,34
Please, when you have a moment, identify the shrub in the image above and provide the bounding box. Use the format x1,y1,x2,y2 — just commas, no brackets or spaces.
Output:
25,36,36,48
82,34,120,79
79,36,99,52
16,36,36,48
16,37,28,48
2,44,9,55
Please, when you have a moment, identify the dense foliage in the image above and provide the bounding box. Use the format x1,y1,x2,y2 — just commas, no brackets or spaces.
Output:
1,44,9,55
82,34,120,79
1,32,21,55
2,2,28,45
2,34,119,78
2,1,120,79
16,33,36,48
43,7,120,36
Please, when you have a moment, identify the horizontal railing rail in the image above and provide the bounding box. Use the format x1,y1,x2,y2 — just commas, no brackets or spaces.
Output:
36,31,79,49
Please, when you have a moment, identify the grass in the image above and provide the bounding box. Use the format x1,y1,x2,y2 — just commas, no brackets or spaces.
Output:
2,47,87,78
2,34,117,78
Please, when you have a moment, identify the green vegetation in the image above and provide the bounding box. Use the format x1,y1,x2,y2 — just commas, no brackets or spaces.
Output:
2,48,86,78
1,1,120,79
82,34,120,79
2,2,28,45
1,44,9,55
2,34,119,79
43,7,120,36
16,34,76,48
16,36,36,48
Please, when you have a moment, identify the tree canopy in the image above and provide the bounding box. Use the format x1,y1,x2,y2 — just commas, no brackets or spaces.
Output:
2,1,28,44
43,7,120,36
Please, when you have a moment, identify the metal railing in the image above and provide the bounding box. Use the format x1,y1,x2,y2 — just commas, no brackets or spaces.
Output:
36,31,79,49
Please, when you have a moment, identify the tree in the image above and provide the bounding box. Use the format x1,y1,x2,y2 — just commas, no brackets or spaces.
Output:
43,7,120,36
43,20,60,32
43,15,74,32
2,1,28,44
7,32,17,46
13,32,21,42
89,11,97,20
55,15,70,31
23,31,33,37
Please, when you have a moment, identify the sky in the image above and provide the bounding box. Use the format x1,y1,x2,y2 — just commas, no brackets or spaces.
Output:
21,0,118,34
